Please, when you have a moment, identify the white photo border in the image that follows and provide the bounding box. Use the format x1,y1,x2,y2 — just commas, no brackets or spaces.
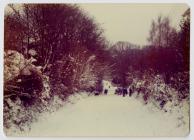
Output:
0,0,193,140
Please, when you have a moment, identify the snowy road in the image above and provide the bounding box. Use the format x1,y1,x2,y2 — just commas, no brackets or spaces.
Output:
18,94,189,137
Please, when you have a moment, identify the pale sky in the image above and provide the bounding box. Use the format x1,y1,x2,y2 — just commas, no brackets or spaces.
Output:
79,4,189,46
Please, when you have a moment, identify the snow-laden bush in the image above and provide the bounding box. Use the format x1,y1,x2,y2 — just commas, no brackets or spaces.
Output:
4,50,26,82
4,50,42,102
41,75,51,100
50,46,103,98
127,70,189,109
79,55,99,91
4,50,54,133
4,50,41,80
68,47,101,92
147,75,174,108
3,97,37,133
169,71,189,101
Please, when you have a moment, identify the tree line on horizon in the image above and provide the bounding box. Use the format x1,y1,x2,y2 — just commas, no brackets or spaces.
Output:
109,10,190,88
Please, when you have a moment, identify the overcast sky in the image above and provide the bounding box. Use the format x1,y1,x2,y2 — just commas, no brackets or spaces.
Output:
79,4,189,46
5,3,189,46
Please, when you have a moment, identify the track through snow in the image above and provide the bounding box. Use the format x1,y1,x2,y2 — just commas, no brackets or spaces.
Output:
19,94,189,136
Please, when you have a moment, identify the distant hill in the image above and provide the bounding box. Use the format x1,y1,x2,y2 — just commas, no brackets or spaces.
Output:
111,41,141,51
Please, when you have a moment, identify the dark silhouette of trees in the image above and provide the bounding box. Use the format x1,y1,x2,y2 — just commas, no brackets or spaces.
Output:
148,16,178,48
179,8,190,71
110,42,141,87
110,10,190,87
4,4,108,99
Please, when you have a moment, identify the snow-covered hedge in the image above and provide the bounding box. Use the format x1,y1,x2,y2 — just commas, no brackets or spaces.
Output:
127,70,189,109
4,50,54,132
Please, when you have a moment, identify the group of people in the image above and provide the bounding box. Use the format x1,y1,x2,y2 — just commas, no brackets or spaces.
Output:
114,84,150,103
102,76,172,108
104,83,144,98
103,81,162,106
114,87,132,97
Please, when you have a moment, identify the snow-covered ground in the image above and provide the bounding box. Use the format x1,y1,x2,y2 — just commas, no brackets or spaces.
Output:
7,92,189,137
